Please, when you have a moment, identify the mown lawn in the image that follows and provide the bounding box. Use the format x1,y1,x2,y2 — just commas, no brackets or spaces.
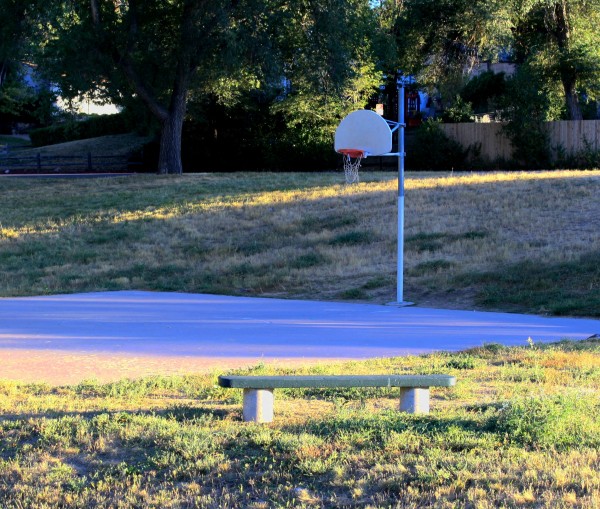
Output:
1,170,599,316
1,340,599,508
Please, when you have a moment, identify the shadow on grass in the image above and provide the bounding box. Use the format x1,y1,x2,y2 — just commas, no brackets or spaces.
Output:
280,411,484,444
456,250,600,318
0,404,233,423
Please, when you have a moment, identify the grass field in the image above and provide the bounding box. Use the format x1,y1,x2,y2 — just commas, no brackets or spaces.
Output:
17,133,151,159
1,170,599,316
1,170,600,507
0,135,31,149
1,339,599,507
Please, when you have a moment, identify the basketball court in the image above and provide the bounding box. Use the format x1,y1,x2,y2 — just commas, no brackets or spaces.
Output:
1,290,598,385
2,108,598,385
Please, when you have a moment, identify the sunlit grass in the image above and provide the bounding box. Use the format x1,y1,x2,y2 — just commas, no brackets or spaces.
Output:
1,170,599,315
1,340,599,507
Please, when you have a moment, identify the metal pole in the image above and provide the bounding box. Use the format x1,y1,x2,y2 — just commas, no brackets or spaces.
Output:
397,82,405,304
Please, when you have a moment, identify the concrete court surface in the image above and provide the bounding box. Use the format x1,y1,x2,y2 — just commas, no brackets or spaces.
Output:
0,290,598,385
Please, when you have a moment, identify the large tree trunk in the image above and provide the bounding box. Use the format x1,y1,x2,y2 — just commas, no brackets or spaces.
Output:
90,0,194,174
158,101,186,175
156,5,192,175
552,1,583,120
562,75,583,120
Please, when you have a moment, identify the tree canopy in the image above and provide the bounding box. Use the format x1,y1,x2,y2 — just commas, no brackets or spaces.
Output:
33,0,382,173
3,0,600,168
390,0,600,120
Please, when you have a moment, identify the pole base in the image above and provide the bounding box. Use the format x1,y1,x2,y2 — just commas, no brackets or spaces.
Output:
386,301,414,307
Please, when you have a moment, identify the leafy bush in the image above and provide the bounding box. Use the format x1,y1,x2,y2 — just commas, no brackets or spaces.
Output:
460,71,507,114
407,118,470,170
441,95,474,123
444,354,479,370
29,114,129,147
554,137,600,169
498,65,562,168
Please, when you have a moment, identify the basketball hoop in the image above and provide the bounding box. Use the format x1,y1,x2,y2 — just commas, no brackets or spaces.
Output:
334,110,393,185
334,106,410,304
338,148,365,184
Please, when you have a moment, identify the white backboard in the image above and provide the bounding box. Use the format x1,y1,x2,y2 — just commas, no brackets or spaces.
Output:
334,109,392,157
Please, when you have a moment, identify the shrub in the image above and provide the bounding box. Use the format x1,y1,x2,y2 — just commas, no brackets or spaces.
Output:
29,114,129,147
498,64,560,168
407,119,469,170
441,95,474,123
460,71,507,114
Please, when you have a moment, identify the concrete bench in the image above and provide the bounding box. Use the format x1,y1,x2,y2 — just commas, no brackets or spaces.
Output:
218,374,456,422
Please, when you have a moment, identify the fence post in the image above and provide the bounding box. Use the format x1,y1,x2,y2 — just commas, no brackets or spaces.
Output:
87,152,92,171
36,153,42,172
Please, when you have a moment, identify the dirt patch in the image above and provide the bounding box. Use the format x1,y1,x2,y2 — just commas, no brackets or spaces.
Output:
0,349,341,386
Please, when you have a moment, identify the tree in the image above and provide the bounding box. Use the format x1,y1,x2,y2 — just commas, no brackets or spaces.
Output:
39,0,382,174
40,1,244,174
271,0,384,152
512,0,600,120
387,0,600,121
0,1,56,129
389,0,513,87
0,1,42,89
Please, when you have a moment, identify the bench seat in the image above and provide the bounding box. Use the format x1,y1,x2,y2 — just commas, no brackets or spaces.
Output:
218,374,456,422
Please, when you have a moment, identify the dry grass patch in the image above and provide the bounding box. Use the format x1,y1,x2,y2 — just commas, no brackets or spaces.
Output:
1,170,599,315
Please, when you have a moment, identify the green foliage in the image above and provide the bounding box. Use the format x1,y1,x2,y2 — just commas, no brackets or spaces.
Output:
0,77,56,131
34,0,383,173
444,354,479,370
391,0,513,87
441,95,474,123
511,0,600,120
408,119,470,169
460,71,507,114
554,137,600,169
29,114,129,147
500,65,557,167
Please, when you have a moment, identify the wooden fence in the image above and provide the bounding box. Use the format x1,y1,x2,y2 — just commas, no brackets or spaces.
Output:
0,151,141,174
439,120,600,163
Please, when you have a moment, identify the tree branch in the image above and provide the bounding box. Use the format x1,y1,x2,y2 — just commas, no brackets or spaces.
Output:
90,0,100,26
120,56,169,121
109,0,168,121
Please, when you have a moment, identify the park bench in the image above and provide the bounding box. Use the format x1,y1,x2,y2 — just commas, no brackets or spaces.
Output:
218,374,456,423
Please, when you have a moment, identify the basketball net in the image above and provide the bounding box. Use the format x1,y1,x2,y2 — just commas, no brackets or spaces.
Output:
338,149,364,184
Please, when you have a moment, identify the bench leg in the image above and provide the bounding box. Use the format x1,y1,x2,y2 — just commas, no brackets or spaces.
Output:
399,387,429,414
243,389,274,423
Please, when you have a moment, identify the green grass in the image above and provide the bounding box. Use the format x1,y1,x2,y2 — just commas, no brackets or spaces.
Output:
1,170,599,316
405,231,488,253
1,341,599,507
18,132,150,158
0,135,31,149
458,251,600,316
